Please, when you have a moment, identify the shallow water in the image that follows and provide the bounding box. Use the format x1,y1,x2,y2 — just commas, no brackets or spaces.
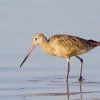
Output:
0,65,100,100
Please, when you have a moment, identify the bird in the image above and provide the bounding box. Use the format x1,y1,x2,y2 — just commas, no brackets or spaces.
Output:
20,33,100,81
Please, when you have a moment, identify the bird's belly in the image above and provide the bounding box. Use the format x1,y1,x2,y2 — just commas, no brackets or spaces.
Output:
54,48,76,58
54,47,92,58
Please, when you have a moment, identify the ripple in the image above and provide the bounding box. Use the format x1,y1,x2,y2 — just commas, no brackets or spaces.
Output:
26,91,100,97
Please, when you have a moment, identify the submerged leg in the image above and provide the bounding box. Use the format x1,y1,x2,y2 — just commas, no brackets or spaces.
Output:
66,58,70,82
76,56,84,81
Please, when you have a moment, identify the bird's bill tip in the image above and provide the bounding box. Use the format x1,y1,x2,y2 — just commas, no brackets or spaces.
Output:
19,45,35,68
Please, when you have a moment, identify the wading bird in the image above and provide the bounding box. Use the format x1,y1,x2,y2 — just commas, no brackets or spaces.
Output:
20,33,100,81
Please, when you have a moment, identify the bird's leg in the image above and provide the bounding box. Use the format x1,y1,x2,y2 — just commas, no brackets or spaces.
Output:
76,56,84,81
66,58,70,82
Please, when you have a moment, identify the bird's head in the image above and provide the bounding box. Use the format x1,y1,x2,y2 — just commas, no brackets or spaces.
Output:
32,33,44,46
20,33,44,68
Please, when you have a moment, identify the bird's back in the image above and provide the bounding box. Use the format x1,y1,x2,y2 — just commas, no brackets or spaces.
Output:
48,34,99,57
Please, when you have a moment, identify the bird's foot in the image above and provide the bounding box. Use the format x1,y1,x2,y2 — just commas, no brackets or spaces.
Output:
78,76,85,81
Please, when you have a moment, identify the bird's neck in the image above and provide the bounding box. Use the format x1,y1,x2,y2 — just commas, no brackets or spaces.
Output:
39,36,54,55
39,36,48,47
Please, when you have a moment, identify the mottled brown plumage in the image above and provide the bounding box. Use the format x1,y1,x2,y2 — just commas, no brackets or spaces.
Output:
46,34,99,59
20,33,100,81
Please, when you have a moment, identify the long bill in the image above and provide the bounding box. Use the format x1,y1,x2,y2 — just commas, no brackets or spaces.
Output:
20,45,35,68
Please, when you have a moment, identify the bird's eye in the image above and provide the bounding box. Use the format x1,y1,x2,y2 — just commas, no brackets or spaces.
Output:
35,37,37,40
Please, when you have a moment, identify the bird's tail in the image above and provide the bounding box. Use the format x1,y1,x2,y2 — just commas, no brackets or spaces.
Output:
88,40,100,46
98,42,100,46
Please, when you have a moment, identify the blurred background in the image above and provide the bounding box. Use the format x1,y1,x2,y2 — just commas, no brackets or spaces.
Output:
0,0,100,99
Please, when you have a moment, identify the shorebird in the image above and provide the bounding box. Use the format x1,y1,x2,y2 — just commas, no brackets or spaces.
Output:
20,33,100,81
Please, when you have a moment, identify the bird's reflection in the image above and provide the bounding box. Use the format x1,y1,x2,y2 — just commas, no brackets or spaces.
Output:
79,81,83,100
66,81,70,100
66,81,83,100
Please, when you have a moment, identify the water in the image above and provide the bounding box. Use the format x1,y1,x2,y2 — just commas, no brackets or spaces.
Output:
0,0,100,100
1,67,100,100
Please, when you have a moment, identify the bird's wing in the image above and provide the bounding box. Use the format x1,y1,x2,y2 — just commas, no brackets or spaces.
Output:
48,35,87,49
48,34,97,57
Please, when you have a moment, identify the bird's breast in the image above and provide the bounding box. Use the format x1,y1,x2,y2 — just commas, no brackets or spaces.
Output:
39,44,56,56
